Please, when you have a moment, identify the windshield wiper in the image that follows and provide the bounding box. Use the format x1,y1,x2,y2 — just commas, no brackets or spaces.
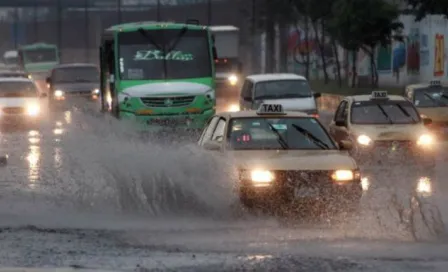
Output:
423,92,447,106
138,28,167,79
376,104,393,124
263,121,288,149
291,124,329,150
167,27,188,52
395,103,416,122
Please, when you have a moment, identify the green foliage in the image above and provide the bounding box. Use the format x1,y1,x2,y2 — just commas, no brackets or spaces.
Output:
405,0,448,21
327,0,403,52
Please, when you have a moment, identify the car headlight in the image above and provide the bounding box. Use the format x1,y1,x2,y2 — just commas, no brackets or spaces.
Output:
26,104,40,116
93,89,100,94
417,134,433,146
416,177,432,194
331,170,354,181
205,89,215,101
54,90,64,97
357,134,372,146
251,170,274,184
228,74,238,85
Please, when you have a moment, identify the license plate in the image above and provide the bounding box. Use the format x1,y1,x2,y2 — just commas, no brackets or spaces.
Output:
294,187,319,198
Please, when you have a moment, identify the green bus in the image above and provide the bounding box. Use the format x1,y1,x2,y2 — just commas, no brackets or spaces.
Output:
18,43,60,89
99,20,217,130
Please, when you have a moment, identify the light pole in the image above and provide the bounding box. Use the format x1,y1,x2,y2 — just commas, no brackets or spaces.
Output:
157,0,161,21
207,0,211,25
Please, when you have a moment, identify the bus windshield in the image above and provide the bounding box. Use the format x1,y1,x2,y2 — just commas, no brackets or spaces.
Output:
118,29,212,80
23,48,57,63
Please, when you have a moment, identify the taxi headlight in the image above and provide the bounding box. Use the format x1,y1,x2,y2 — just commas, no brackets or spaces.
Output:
54,90,64,97
417,134,433,146
251,170,274,183
416,177,432,194
331,170,354,181
228,104,239,112
93,89,100,94
357,134,372,146
228,74,238,85
26,104,40,116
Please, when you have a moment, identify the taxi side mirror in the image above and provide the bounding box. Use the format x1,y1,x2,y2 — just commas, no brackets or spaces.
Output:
422,117,432,125
335,120,345,126
203,140,221,151
313,92,321,98
339,140,353,150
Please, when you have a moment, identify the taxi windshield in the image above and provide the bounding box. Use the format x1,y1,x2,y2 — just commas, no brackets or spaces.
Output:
254,80,312,100
0,81,38,97
351,100,420,125
226,117,337,150
413,87,448,107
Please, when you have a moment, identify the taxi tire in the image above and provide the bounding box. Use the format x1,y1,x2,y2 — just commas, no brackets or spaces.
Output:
0,155,7,166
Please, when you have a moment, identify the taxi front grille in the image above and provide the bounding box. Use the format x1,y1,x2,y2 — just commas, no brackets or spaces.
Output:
274,170,332,186
373,140,413,149
141,96,195,107
2,107,25,114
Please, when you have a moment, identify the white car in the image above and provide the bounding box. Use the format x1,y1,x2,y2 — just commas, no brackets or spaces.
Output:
0,77,46,126
237,73,321,117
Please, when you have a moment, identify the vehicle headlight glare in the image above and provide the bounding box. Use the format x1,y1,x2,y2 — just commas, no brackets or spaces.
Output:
416,177,431,194
357,134,371,145
228,104,239,112
54,90,64,97
93,89,100,94
331,170,354,181
417,134,432,146
228,74,238,85
26,104,40,116
251,170,274,183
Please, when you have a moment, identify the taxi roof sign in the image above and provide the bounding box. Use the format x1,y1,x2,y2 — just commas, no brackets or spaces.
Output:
256,103,286,115
430,80,441,86
370,90,388,100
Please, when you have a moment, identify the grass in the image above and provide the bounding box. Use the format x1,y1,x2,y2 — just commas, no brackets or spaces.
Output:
310,79,404,96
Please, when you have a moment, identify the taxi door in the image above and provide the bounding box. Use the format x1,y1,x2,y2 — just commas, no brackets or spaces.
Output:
328,100,350,142
239,79,254,110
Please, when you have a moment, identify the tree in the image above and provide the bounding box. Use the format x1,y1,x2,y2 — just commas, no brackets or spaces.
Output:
405,0,448,21
327,0,403,87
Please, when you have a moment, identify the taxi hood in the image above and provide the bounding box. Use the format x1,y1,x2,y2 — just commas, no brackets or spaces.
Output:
418,107,448,122
350,124,430,141
227,150,357,170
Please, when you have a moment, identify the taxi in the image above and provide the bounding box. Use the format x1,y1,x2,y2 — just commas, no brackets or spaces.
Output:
198,103,363,213
328,91,435,196
404,80,448,139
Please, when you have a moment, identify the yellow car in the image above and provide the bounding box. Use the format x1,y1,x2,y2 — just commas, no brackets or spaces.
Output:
198,103,363,213
328,91,435,195
405,80,448,139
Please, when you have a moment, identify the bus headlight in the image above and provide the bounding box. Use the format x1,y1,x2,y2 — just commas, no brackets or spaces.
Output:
357,135,372,146
417,134,433,146
26,104,40,116
54,90,64,97
251,170,274,184
228,75,238,86
205,89,215,101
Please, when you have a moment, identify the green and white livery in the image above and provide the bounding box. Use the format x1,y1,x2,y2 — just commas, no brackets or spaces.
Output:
99,21,217,130
18,43,60,77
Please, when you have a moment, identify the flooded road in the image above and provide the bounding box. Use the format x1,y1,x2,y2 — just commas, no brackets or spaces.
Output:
0,97,446,271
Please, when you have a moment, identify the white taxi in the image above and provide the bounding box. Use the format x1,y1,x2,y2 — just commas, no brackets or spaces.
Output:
0,77,46,126
198,103,363,214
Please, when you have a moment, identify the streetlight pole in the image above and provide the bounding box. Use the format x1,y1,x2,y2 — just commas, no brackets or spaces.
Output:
85,0,89,62
207,0,211,25
117,0,121,23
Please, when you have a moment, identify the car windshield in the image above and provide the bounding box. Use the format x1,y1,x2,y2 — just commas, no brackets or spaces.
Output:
254,80,312,100
413,87,448,107
118,29,212,80
4,56,18,65
226,117,336,150
351,100,420,124
0,81,38,97
52,66,99,83
23,48,57,63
